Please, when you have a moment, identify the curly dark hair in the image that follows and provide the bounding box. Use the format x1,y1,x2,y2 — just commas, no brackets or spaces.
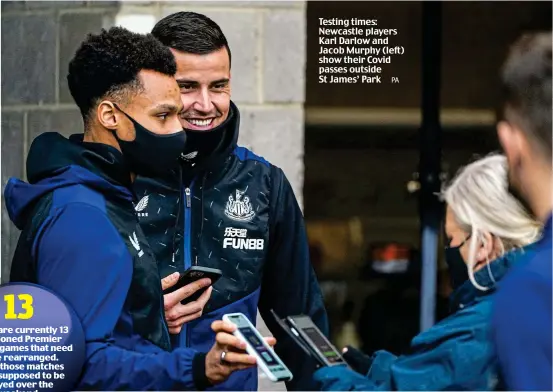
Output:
67,26,177,124
152,12,231,65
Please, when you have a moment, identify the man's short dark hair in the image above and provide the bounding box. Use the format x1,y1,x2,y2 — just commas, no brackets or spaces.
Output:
67,26,177,124
152,12,231,65
501,31,552,159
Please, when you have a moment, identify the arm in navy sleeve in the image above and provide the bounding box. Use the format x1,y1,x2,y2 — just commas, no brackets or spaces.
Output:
35,203,205,390
258,167,329,391
492,267,553,391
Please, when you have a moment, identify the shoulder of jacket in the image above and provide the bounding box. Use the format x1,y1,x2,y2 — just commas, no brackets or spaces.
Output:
233,145,287,179
233,146,273,168
52,184,106,212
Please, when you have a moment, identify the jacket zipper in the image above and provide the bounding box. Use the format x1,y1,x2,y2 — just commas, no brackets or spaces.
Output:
181,179,195,348
160,296,171,348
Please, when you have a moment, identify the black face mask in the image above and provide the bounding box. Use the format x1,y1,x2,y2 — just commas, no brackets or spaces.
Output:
180,108,234,162
113,105,186,177
181,124,227,161
444,234,471,290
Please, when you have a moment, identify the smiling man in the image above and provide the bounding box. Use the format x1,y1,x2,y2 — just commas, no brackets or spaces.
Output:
5,26,266,390
132,11,329,391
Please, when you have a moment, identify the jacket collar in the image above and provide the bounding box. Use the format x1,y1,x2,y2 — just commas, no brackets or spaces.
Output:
179,101,240,182
449,244,536,311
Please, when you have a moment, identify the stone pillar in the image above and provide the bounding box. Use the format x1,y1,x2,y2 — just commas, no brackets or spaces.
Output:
1,1,120,282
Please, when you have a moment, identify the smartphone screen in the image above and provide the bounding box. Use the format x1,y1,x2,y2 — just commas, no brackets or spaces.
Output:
289,316,345,366
239,327,279,365
300,327,344,364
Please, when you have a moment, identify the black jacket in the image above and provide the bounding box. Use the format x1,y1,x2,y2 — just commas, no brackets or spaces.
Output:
133,102,329,391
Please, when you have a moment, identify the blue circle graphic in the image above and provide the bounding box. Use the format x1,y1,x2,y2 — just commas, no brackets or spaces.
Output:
0,283,85,392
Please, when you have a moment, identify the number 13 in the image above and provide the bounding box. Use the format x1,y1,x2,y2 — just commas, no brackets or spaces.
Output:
4,294,34,320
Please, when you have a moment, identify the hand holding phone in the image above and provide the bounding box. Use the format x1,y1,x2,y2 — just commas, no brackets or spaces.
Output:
161,267,222,334
223,313,293,383
205,320,271,386
163,266,223,301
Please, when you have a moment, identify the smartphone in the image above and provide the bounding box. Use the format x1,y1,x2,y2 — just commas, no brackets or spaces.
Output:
286,315,346,367
163,266,222,302
223,313,293,383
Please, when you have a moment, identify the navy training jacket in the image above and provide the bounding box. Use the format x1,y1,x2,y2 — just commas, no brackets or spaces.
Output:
5,132,209,390
492,214,552,390
133,101,329,391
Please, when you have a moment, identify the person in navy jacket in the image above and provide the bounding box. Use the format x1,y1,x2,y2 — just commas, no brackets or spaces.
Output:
313,154,542,391
6,27,273,390
133,12,329,391
494,31,552,391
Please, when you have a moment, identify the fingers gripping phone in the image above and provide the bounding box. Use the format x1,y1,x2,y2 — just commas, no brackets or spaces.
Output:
163,266,222,302
286,315,346,367
222,313,293,383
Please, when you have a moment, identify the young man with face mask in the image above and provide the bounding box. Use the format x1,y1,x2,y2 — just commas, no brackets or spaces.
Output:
132,12,329,391
493,31,552,391
5,27,273,390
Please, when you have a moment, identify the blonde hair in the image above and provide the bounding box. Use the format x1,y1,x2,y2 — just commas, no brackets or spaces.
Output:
441,153,542,291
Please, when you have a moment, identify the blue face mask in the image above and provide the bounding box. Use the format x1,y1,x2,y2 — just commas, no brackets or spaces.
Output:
444,234,471,290
113,105,186,177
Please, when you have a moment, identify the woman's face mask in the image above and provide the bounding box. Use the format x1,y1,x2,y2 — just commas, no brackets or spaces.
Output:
444,234,471,290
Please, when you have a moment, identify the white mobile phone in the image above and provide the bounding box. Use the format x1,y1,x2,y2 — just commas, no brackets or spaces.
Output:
222,312,293,382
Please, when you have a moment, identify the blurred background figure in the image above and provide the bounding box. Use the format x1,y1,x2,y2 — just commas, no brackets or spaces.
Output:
313,154,542,391
309,242,325,278
357,252,419,356
493,31,552,391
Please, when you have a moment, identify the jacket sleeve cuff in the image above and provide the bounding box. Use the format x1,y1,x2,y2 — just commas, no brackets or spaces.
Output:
192,352,212,391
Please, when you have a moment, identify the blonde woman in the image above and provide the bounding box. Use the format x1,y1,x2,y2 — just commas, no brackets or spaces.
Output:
313,154,542,391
